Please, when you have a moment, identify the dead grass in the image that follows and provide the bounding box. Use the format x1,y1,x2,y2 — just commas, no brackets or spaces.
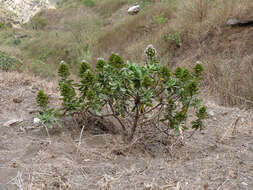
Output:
0,71,58,95
96,0,129,18
203,54,253,107
175,0,253,40
2,0,253,106
93,1,174,61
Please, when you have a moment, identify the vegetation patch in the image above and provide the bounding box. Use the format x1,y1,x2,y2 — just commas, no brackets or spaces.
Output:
0,51,23,71
37,45,206,142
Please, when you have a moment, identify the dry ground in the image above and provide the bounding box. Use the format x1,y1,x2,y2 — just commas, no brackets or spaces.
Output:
0,71,253,190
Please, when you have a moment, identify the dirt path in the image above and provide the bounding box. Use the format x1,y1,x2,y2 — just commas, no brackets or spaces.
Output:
0,71,253,190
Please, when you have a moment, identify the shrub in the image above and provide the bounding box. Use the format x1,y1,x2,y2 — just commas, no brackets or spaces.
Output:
168,31,182,47
31,16,47,30
58,61,80,114
36,90,61,128
83,0,96,7
37,90,49,108
0,22,7,30
50,45,206,142
0,51,23,71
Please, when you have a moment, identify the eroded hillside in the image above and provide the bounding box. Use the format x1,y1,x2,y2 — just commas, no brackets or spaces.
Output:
0,0,56,24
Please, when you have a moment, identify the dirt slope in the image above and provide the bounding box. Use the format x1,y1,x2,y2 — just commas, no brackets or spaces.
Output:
0,71,253,190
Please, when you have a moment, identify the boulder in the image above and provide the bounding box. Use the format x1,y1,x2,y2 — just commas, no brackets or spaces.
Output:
128,5,140,15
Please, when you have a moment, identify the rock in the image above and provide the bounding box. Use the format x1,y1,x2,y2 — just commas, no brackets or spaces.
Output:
3,118,23,127
13,97,22,103
227,18,253,27
227,18,241,26
33,117,41,124
0,0,56,24
208,110,215,117
128,5,140,15
241,182,248,186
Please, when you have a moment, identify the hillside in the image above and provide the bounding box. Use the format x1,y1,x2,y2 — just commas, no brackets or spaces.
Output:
0,0,253,105
0,0,56,24
1,0,253,189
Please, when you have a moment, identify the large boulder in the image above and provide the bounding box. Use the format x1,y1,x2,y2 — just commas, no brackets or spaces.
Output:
128,5,140,15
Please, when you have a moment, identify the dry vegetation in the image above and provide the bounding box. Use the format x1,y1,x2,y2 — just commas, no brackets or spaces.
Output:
1,0,253,105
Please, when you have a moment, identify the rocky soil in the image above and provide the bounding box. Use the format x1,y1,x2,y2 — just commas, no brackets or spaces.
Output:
0,0,56,24
0,71,253,190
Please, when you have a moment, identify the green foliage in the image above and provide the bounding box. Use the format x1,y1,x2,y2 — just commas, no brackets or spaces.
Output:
37,90,61,128
31,16,47,30
83,0,96,7
145,44,157,63
194,63,204,77
0,22,7,30
51,45,206,142
139,0,153,9
108,53,125,69
38,108,62,128
39,45,206,142
79,60,90,77
13,38,21,45
59,81,79,113
154,14,167,25
37,90,49,109
167,31,182,47
58,61,70,80
0,51,23,71
58,61,79,114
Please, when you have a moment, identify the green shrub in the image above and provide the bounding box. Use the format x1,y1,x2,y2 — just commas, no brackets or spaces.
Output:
0,22,7,30
168,31,182,47
47,45,206,142
13,38,21,45
31,16,47,30
0,51,23,71
83,0,96,7
37,90,49,108
58,61,80,114
36,90,61,128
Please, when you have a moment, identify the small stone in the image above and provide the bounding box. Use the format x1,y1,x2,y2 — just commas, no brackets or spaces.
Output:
13,97,22,103
3,118,23,127
208,110,215,117
33,117,41,124
143,183,152,190
241,182,248,186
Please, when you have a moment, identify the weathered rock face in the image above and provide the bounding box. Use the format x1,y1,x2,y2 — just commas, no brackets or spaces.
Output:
0,0,55,24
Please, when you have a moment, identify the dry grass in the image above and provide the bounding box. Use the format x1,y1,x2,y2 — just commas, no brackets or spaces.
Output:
93,1,174,61
0,71,58,95
96,0,129,17
2,0,253,106
203,54,253,107
175,0,253,40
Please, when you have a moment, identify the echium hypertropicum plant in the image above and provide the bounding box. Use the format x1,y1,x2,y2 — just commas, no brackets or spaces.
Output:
144,44,158,63
58,60,79,114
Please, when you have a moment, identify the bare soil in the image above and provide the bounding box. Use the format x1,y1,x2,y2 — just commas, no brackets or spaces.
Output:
0,71,253,190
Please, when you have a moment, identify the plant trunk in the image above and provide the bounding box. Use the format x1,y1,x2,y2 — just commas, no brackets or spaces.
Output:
128,101,139,142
